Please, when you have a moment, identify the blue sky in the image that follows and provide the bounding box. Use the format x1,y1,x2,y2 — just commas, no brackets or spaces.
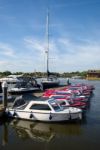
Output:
0,0,100,73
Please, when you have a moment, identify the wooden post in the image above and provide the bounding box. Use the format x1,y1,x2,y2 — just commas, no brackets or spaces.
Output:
2,123,8,146
2,81,8,110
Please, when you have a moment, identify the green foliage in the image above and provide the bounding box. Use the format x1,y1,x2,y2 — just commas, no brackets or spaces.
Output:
0,70,88,78
0,71,12,77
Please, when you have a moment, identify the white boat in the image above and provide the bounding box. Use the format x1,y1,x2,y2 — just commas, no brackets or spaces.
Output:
0,75,41,94
6,96,82,122
8,87,39,94
0,75,21,93
41,11,60,90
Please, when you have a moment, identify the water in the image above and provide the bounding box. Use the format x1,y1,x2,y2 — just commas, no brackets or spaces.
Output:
0,79,100,150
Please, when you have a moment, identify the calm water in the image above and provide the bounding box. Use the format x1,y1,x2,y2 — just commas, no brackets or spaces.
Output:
0,79,100,150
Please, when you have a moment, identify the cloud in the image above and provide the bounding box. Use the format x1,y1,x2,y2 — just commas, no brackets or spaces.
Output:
0,60,7,65
55,37,100,72
23,35,100,72
0,43,15,57
0,34,100,72
24,37,45,54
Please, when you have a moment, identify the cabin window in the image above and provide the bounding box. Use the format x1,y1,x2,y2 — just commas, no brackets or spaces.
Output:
7,82,16,84
30,104,51,111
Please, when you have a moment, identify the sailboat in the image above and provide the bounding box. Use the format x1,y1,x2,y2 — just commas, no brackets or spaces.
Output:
41,10,60,90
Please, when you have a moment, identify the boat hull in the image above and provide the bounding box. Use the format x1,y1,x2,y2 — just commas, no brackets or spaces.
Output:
41,81,59,90
8,87,40,94
6,109,82,122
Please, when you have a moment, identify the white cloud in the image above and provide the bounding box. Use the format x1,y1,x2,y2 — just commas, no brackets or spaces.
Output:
23,36,100,72
0,43,15,57
24,37,46,54
0,35,100,72
54,37,100,72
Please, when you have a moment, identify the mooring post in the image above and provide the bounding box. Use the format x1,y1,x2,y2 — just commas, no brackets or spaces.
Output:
2,123,8,146
2,81,8,110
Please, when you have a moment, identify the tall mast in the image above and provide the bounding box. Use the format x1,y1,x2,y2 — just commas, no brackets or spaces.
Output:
46,9,49,78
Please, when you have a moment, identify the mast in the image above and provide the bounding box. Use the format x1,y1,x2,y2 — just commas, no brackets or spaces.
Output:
46,9,49,78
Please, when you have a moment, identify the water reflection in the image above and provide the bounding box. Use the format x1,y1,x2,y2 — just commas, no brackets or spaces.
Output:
1,119,83,145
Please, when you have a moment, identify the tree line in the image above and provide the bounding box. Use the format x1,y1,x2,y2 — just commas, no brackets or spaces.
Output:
0,70,87,79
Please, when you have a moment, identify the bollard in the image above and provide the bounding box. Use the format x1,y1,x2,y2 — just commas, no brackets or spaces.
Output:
67,78,71,86
2,81,8,110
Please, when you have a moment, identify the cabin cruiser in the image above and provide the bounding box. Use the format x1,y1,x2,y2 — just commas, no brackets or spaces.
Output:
0,75,41,94
0,75,21,93
5,96,82,122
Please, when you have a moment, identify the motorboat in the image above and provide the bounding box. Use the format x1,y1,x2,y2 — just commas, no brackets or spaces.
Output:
0,75,21,93
6,96,82,122
8,80,40,94
55,98,87,109
0,75,41,94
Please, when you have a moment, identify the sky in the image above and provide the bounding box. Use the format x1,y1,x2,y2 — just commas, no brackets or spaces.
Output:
0,0,100,73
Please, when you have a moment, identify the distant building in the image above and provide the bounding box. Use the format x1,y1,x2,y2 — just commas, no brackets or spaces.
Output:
87,70,100,80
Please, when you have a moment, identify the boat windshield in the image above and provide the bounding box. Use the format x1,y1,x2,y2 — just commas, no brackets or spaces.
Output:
49,100,62,111
12,96,27,109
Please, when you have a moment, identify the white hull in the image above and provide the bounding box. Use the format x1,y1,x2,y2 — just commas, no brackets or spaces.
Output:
6,109,82,122
8,87,39,94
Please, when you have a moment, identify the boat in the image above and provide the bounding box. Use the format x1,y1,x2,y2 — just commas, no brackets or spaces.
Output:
0,75,21,93
41,10,60,90
41,75,60,90
54,98,87,109
0,75,41,94
5,96,82,122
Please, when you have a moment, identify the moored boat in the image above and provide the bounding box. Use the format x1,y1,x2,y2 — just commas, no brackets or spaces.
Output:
5,96,82,122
